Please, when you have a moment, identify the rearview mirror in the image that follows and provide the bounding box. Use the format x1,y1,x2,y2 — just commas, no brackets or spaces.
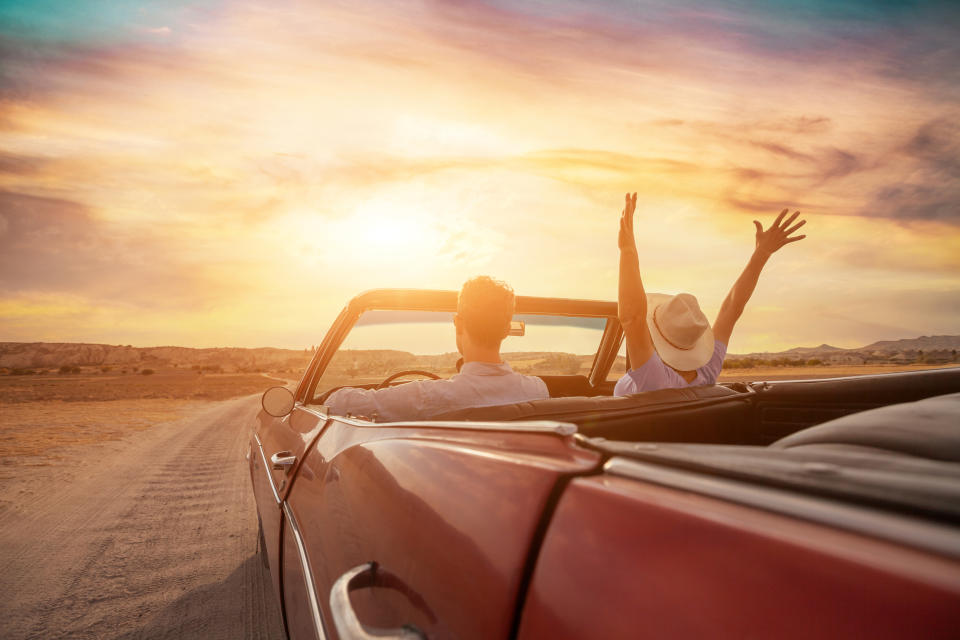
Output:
509,320,525,337
262,386,295,417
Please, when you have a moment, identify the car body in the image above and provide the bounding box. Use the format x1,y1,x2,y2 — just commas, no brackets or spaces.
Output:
249,289,960,640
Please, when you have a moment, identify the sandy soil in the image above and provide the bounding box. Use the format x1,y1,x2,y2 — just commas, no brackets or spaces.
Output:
0,371,286,403
0,394,286,640
0,400,211,479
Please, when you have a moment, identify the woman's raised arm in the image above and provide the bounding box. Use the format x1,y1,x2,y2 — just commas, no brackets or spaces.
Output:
618,192,656,369
713,209,807,346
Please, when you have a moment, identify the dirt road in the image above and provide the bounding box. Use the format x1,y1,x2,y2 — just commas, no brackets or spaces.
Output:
0,395,286,640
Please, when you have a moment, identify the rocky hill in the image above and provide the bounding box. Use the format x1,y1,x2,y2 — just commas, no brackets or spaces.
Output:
727,335,960,366
783,343,845,356
860,335,960,352
0,342,313,372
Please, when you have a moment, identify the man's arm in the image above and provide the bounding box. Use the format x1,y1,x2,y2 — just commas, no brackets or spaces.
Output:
325,383,425,421
618,192,655,369
324,386,379,418
713,209,807,346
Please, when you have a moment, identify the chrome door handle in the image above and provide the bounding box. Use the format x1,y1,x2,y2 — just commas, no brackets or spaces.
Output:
331,563,428,640
270,451,296,471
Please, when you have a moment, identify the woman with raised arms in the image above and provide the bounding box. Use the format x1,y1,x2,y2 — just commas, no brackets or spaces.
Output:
615,192,807,395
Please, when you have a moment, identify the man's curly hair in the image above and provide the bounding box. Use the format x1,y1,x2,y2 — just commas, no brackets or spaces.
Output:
457,276,515,349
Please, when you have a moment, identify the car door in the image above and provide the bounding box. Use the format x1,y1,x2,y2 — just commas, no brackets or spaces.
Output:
250,402,329,599
279,415,601,640
517,456,960,639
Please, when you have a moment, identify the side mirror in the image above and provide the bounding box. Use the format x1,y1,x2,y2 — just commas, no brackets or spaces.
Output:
262,386,295,417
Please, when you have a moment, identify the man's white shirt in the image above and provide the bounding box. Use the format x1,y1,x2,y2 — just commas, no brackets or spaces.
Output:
324,361,549,421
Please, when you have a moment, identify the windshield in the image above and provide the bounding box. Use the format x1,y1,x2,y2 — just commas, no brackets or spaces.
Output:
313,310,608,399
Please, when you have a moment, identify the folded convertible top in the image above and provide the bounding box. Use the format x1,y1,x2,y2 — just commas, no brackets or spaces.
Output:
586,393,960,524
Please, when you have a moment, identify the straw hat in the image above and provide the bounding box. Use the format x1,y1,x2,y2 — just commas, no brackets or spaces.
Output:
646,292,714,371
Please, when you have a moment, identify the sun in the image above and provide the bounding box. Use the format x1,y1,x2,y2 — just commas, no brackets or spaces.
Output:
315,201,448,268
350,211,437,254
280,188,500,278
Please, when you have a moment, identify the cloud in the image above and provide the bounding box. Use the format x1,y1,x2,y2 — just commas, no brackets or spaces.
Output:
859,118,960,222
748,141,814,162
279,148,701,201
247,133,956,232
0,189,233,308
834,240,960,273
0,190,119,292
866,183,959,222
662,114,958,225
903,117,960,179
816,148,862,182
0,151,48,176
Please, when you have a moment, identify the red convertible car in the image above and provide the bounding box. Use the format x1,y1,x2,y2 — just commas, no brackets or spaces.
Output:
249,289,960,640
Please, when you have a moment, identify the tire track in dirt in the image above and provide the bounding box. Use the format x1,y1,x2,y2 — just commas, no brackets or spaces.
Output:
0,395,285,640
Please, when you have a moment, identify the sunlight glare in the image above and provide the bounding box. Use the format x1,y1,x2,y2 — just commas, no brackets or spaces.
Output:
340,202,444,256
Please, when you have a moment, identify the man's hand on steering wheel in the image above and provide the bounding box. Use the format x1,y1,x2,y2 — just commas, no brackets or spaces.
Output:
376,370,441,389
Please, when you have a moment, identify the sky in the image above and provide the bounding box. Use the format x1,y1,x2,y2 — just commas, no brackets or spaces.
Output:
0,0,958,353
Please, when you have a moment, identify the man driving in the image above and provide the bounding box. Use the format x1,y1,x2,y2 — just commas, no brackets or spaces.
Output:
325,276,549,420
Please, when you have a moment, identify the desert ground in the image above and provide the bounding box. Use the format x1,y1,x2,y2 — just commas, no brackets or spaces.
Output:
0,371,288,640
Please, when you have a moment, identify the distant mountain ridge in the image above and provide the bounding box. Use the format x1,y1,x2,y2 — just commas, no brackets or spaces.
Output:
728,335,960,359
860,335,960,352
0,342,313,370
1,334,958,370
783,343,845,355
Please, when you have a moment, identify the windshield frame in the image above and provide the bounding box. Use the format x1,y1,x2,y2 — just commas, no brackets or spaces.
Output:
299,288,623,405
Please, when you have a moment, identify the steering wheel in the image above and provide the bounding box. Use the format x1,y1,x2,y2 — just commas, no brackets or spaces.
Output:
376,370,441,389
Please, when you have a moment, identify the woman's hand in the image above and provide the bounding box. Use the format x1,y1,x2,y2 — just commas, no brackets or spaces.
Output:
754,209,806,257
618,192,638,251
714,209,807,345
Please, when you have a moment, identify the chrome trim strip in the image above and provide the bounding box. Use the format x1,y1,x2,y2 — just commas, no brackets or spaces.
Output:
605,457,960,560
756,367,960,386
299,404,329,420
253,433,282,504
326,416,577,435
283,501,327,640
